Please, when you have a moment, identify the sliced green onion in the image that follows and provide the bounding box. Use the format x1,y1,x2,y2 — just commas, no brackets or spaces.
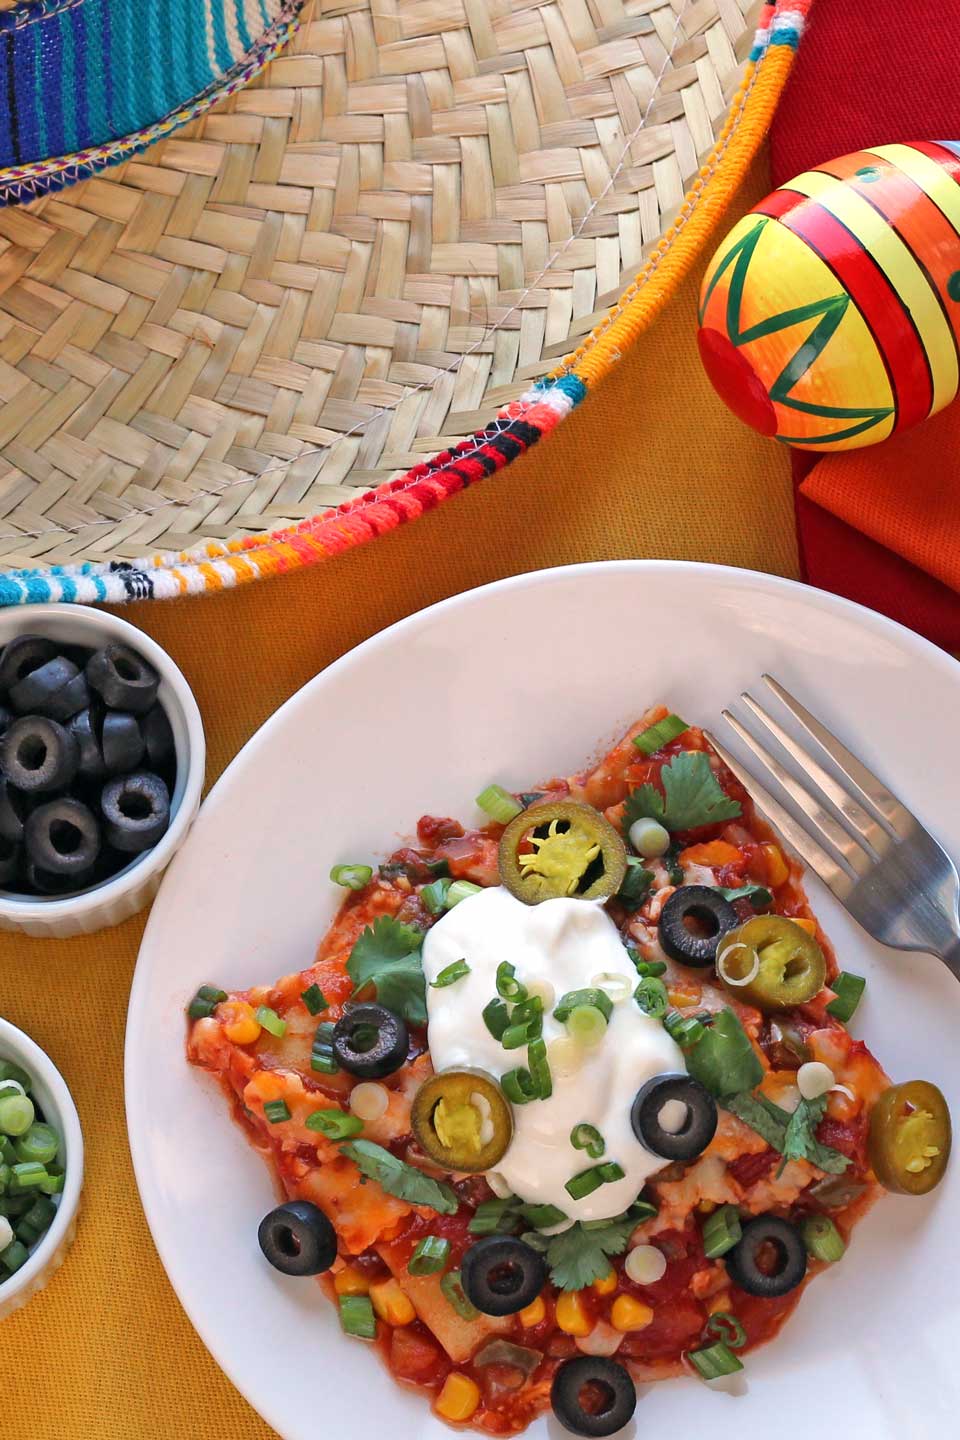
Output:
570,1123,605,1159
482,998,511,1041
663,1009,708,1048
408,1235,451,1276
553,988,613,1024
634,976,669,1019
496,962,527,1002
510,996,543,1030
0,1095,35,1137
565,1005,608,1049
633,713,689,756
0,1063,31,1089
469,1198,519,1235
0,1238,28,1273
300,984,327,1016
421,878,452,915
187,984,227,1020
800,1214,846,1263
430,958,471,988
617,858,654,910
518,1202,567,1229
37,1172,65,1196
305,1109,364,1140
663,844,684,887
10,1162,47,1191
263,1100,291,1124
20,1195,56,1231
311,1021,339,1075
255,1006,287,1038
703,1311,747,1349
686,1341,744,1382
14,1124,59,1167
527,1039,552,1100
476,784,523,824
441,1269,480,1320
702,1203,742,1258
446,880,482,908
825,971,866,1024
565,1161,624,1200
500,1066,539,1105
501,1023,533,1050
632,958,667,978
339,1294,377,1338
627,1196,658,1222
519,1229,550,1253
330,864,374,891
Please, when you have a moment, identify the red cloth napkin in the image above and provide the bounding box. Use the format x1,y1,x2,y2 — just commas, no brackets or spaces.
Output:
769,0,960,649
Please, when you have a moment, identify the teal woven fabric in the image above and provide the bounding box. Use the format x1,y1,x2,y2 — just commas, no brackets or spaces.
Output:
0,0,291,190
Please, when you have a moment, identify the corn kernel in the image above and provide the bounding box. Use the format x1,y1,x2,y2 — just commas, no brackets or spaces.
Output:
763,843,790,888
697,1200,717,1215
334,1265,371,1296
435,1373,481,1423
707,1291,732,1315
610,1295,655,1333
593,1269,617,1297
370,1277,416,1327
555,1290,592,1337
220,1001,261,1046
792,917,818,936
518,1295,546,1327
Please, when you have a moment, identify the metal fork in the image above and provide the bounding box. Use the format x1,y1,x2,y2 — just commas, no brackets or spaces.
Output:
704,676,960,982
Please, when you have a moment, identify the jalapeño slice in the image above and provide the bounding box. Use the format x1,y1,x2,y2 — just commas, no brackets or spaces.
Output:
498,801,627,905
717,915,826,1011
411,1070,514,1173
869,1080,951,1196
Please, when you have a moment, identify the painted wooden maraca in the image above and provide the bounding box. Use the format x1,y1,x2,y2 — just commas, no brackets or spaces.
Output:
697,142,960,450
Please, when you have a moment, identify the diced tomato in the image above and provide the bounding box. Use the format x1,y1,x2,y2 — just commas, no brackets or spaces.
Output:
618,1295,704,1361
817,1113,869,1170
733,1286,801,1348
390,1322,444,1381
417,815,464,844
728,1147,778,1188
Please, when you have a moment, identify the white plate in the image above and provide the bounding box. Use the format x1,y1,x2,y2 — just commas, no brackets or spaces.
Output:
126,562,960,1440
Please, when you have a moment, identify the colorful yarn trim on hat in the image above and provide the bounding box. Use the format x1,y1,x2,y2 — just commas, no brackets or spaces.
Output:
0,0,811,607
0,0,303,208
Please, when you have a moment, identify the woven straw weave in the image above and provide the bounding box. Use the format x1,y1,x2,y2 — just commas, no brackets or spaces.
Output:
0,0,766,568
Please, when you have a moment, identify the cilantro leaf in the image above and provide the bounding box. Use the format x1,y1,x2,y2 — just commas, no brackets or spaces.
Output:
713,884,773,909
780,1095,850,1175
346,915,426,1025
723,1091,850,1177
616,857,654,912
340,1139,459,1214
624,752,741,836
684,1008,764,1097
723,1091,790,1149
545,1216,636,1291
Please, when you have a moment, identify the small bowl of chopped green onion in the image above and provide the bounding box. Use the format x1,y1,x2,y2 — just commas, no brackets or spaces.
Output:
0,1015,83,1320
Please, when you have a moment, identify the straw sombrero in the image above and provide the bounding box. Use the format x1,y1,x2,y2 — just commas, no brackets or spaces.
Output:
0,0,810,605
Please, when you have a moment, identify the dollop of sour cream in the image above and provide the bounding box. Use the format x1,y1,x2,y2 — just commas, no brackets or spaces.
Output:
422,886,685,1222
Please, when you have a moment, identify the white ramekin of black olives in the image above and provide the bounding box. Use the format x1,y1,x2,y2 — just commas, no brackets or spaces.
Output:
0,605,204,938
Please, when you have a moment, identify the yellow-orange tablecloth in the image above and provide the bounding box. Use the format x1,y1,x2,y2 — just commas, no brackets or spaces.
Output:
0,152,796,1438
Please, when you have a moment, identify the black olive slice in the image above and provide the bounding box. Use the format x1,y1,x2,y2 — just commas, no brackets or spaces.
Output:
257,1200,337,1276
86,643,160,715
0,777,28,842
0,834,19,886
630,1072,718,1162
101,711,145,775
658,884,739,967
0,636,57,696
724,1215,807,1298
69,707,106,780
100,771,170,853
9,656,89,721
460,1236,547,1317
550,1357,637,1437
25,797,101,878
0,716,79,793
331,1003,408,1079
141,704,174,768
